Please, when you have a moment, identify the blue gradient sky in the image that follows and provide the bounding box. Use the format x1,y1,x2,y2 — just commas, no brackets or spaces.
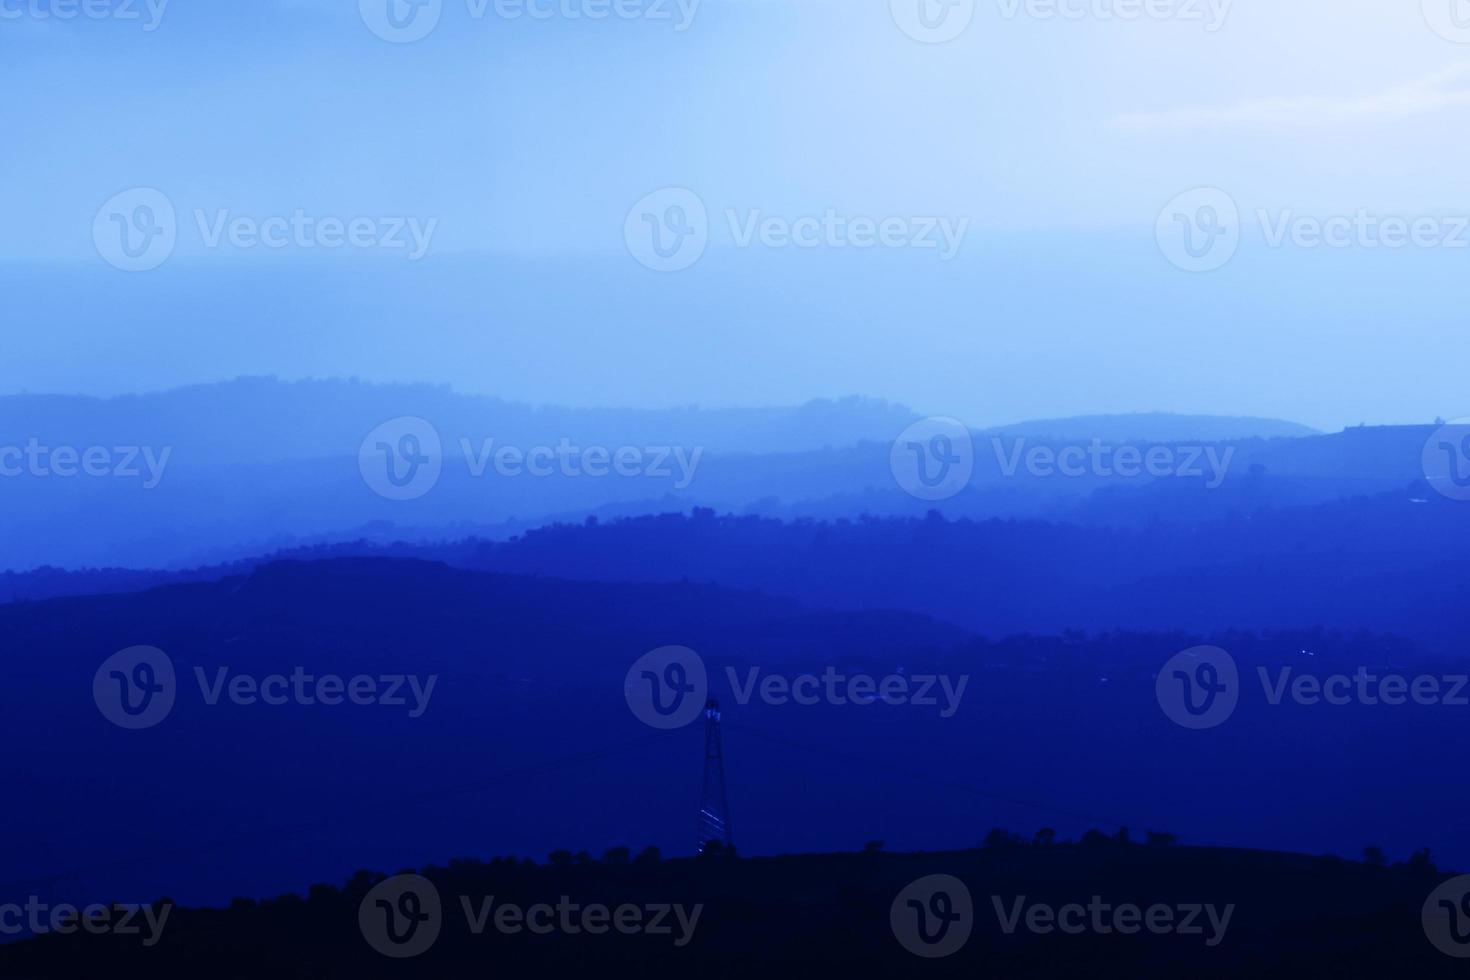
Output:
3,0,1468,429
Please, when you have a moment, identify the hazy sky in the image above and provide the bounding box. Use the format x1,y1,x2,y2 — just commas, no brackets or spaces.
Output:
3,0,1468,430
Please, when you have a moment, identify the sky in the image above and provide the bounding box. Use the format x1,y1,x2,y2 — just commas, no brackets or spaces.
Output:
2,0,1469,430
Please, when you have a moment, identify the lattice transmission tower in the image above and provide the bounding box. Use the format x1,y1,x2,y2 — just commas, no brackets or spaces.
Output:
697,698,734,854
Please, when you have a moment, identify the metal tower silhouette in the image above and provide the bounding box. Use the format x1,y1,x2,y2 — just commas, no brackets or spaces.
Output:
698,698,734,854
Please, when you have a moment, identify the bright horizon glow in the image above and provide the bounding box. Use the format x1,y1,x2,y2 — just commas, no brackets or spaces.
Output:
2,0,1467,431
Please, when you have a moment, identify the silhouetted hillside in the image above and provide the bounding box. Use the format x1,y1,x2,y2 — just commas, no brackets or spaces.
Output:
1,840,1461,978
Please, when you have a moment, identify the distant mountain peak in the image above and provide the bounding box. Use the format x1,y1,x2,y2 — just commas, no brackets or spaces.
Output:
979,412,1318,443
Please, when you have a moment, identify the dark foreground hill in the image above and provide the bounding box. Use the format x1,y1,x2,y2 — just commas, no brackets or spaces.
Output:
3,557,1469,909
0,841,1463,978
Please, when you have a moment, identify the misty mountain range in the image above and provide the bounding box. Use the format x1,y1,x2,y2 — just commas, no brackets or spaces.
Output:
0,378,1433,571
4,380,1466,948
